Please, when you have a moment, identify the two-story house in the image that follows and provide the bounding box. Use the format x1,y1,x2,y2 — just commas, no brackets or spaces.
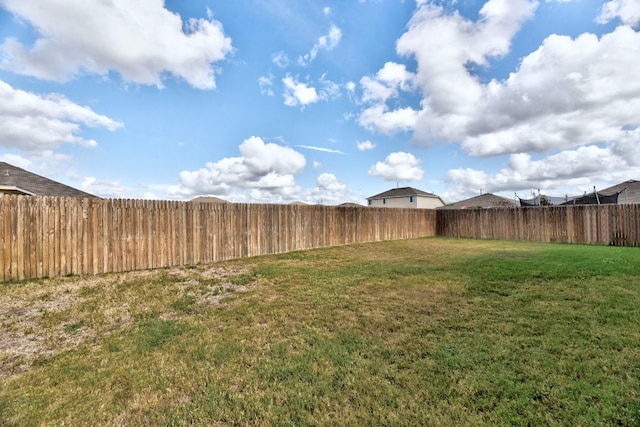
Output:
367,187,445,209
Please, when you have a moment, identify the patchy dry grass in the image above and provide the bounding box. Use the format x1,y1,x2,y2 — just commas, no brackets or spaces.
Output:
0,265,255,381
0,238,639,426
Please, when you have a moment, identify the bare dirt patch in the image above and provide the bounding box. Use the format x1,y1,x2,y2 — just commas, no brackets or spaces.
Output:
0,265,258,382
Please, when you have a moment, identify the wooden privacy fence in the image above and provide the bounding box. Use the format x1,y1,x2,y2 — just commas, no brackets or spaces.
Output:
0,196,437,281
437,204,640,246
3,196,640,281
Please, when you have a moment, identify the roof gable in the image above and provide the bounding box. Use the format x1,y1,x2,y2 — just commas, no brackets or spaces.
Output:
0,162,97,198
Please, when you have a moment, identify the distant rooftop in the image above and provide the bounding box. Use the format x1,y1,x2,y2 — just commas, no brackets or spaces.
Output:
598,180,640,204
0,162,97,198
190,196,229,204
367,187,440,200
438,193,517,210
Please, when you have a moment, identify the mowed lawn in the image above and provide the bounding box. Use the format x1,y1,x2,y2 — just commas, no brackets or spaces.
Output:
1,238,639,426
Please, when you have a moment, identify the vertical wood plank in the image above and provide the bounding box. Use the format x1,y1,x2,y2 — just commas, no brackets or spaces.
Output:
147,200,153,269
15,196,26,280
81,198,89,275
160,200,167,268
123,199,130,272
136,199,144,271
121,198,128,272
111,199,120,273
102,199,111,274
60,198,69,276
27,197,37,279
8,196,16,280
30,197,42,278
70,198,77,275
51,197,58,278
140,200,153,269
0,196,5,281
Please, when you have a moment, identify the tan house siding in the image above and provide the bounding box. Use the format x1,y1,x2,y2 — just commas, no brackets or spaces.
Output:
416,197,444,209
367,187,445,209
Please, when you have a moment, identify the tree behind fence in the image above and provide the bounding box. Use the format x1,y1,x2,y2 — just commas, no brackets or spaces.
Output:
0,196,437,281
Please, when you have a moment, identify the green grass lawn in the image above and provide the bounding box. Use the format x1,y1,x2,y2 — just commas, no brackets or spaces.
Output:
1,238,639,426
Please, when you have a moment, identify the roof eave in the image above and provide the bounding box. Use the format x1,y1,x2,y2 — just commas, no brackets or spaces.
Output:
0,185,36,196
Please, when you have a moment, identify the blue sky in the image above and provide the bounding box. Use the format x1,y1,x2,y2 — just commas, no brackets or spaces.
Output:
0,0,638,204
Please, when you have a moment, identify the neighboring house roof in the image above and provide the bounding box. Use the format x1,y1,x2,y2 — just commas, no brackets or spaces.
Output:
367,187,442,201
598,180,640,204
190,196,229,204
553,179,640,206
0,162,97,198
438,193,518,210
338,202,365,207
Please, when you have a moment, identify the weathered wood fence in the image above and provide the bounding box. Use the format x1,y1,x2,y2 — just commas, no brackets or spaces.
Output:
0,196,436,281
437,204,640,246
2,196,639,281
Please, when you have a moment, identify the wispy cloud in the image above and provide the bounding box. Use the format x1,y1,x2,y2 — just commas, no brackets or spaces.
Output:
298,24,342,66
297,145,345,154
258,75,274,96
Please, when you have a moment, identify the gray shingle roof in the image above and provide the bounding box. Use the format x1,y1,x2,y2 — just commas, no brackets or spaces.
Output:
598,180,640,204
367,187,440,200
0,162,97,198
437,193,517,209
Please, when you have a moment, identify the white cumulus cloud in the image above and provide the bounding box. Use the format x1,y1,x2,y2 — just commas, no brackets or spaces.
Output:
357,0,640,196
360,61,415,103
283,76,319,107
305,173,353,204
598,0,640,26
446,133,640,200
369,152,424,182
172,136,306,200
394,0,538,144
357,140,375,151
0,79,123,152
461,27,640,157
81,177,130,198
281,74,345,108
0,0,233,89
358,104,419,135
